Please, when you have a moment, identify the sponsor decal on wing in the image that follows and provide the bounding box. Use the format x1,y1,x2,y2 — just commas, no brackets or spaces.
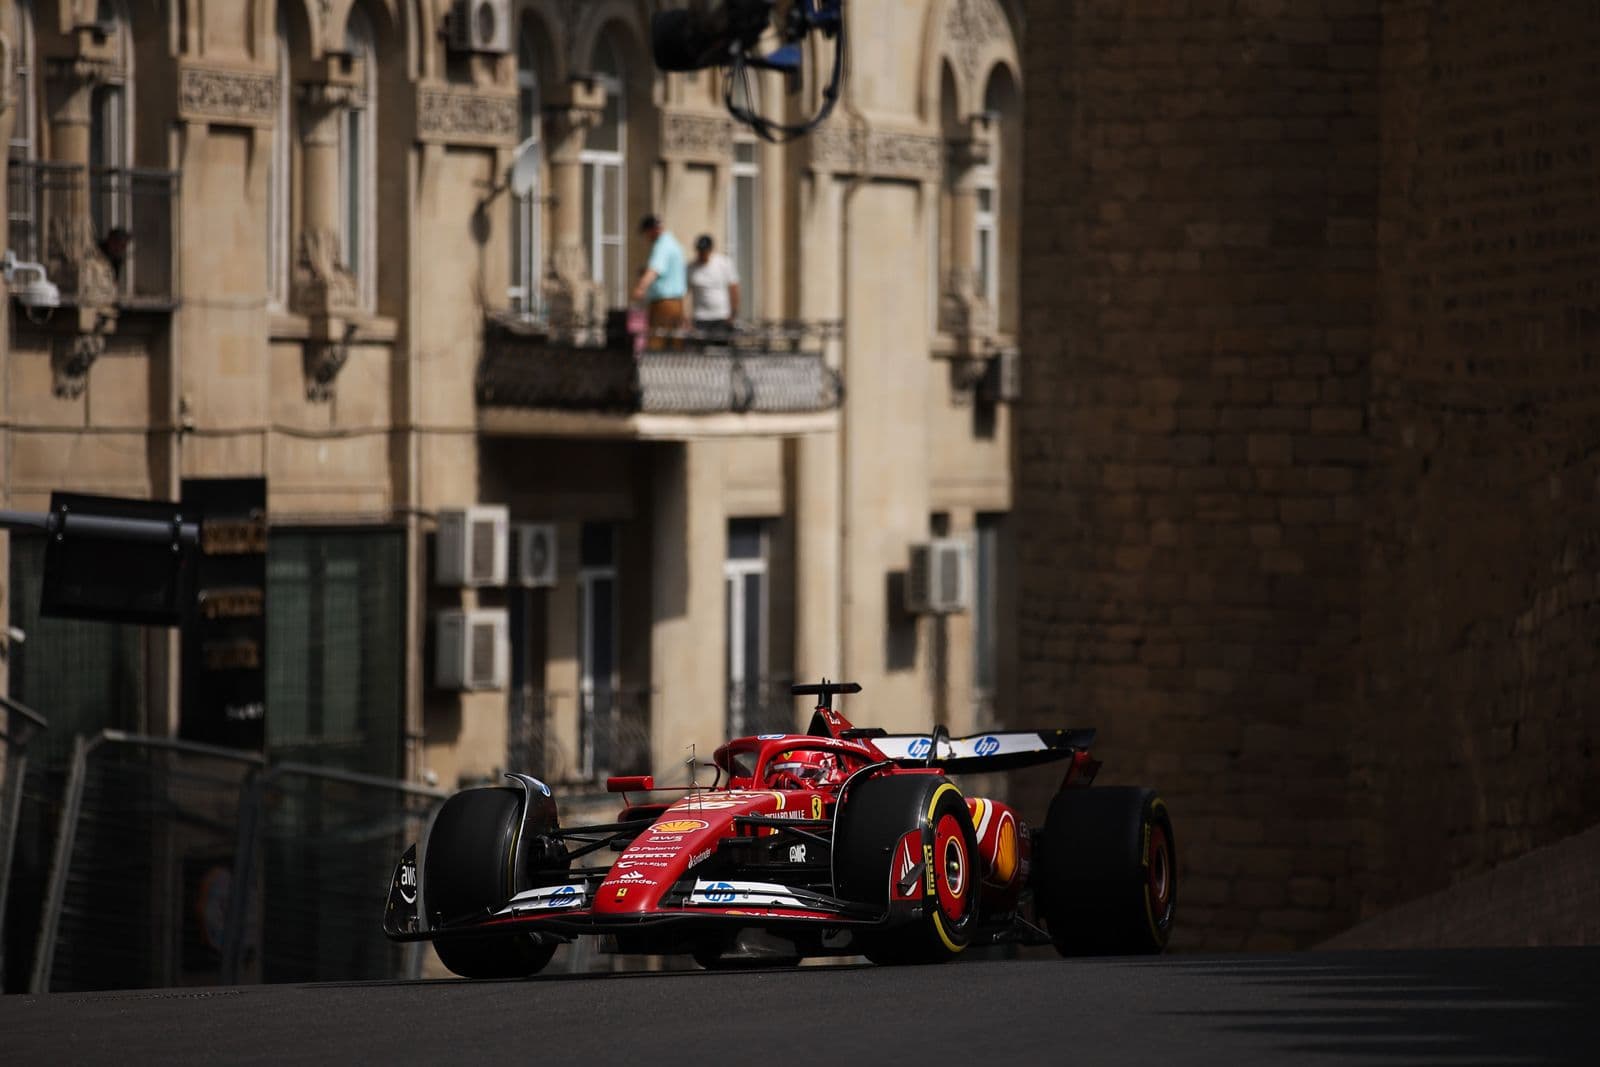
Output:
496,883,588,913
687,879,807,909
650,819,709,835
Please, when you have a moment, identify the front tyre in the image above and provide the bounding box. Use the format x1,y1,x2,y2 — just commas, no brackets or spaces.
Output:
1039,787,1176,956
835,775,979,964
425,786,565,979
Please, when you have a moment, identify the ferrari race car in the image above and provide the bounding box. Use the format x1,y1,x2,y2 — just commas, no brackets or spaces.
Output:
382,681,1176,976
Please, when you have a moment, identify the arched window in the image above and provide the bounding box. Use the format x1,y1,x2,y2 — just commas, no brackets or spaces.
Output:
267,10,291,307
582,31,626,311
983,66,1020,335
340,5,377,309
89,0,133,237
510,23,542,317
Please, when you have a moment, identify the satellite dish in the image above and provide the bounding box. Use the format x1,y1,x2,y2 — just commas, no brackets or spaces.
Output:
510,138,540,199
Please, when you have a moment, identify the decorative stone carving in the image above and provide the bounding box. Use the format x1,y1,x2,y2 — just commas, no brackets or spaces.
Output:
661,110,734,162
303,322,357,401
179,65,278,127
417,87,518,147
51,317,113,398
806,124,941,182
291,228,358,314
46,215,118,309
944,0,1007,82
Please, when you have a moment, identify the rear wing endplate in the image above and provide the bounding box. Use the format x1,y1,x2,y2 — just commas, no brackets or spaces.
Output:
872,729,1096,773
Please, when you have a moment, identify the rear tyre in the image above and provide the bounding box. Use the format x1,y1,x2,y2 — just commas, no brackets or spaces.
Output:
425,786,566,979
835,775,979,965
1038,787,1175,956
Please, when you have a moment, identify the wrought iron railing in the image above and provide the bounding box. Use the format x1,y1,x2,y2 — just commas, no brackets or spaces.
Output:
6,161,180,309
478,315,843,416
578,685,652,783
727,675,800,739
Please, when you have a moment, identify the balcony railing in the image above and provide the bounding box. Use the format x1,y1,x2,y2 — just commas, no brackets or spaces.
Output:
7,161,180,310
728,675,800,738
478,315,843,417
508,686,653,785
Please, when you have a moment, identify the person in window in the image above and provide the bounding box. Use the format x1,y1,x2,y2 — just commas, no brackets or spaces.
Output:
630,214,686,349
687,234,739,341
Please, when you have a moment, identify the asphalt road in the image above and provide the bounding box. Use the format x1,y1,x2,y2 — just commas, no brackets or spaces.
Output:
3,949,1596,1065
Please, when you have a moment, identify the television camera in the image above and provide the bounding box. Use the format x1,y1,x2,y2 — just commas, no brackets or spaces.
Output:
651,0,845,142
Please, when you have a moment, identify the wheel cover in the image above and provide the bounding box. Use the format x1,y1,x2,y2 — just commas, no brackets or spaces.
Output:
933,812,970,921
1146,823,1173,921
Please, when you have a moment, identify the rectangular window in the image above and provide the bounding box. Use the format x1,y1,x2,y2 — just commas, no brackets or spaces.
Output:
581,78,625,311
266,528,405,777
974,182,997,311
728,138,759,320
578,522,618,777
725,519,771,737
972,514,1002,726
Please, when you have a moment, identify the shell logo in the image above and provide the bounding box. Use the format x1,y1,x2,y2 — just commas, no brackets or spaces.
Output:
992,813,1018,883
651,819,709,834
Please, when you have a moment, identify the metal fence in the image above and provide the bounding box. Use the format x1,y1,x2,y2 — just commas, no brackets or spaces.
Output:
728,676,800,738
0,695,47,985
28,732,444,993
5,161,179,308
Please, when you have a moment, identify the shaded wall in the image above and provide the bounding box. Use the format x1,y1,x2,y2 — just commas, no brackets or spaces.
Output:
1020,0,1600,947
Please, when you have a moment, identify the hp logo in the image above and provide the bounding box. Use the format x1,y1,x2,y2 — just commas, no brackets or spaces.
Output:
706,882,736,903
974,736,1000,757
549,885,577,907
908,738,932,758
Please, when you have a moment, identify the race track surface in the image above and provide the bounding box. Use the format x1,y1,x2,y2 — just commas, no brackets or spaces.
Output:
4,948,1596,1065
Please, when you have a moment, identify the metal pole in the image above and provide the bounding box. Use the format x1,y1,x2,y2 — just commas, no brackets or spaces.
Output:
30,732,100,993
220,767,264,985
0,702,41,985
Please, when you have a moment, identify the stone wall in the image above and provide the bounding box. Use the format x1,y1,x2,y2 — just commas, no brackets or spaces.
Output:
1020,0,1600,949
1353,0,1600,919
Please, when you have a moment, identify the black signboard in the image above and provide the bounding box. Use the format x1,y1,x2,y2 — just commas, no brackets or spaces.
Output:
39,492,191,625
179,478,268,751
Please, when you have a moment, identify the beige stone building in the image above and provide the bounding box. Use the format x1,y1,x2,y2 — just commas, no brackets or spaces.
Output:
0,0,1021,799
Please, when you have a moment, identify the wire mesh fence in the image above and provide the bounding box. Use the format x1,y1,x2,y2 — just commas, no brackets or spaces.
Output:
28,732,444,993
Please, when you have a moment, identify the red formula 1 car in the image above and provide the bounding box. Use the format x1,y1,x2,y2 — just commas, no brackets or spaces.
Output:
383,682,1176,976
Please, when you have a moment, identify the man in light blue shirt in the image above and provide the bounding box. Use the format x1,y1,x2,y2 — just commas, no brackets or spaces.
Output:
631,214,686,347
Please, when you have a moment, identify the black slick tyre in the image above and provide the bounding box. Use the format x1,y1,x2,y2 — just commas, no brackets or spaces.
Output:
1038,786,1175,956
424,785,565,979
835,774,979,964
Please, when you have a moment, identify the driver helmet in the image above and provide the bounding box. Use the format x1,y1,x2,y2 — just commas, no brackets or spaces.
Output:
770,749,845,786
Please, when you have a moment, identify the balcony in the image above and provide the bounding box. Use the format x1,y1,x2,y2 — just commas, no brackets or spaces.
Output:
476,315,843,440
7,161,181,311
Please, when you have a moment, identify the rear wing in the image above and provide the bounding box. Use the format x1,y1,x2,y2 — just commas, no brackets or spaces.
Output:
872,729,1096,774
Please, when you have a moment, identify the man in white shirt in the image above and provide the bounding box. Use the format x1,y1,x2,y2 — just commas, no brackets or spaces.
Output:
686,234,740,338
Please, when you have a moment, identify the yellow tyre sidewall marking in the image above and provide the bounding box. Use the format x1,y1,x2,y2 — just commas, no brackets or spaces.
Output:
925,782,967,954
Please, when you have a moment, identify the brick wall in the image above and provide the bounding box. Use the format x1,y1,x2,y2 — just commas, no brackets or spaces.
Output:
1018,0,1381,951
1354,1,1600,918
1018,0,1600,949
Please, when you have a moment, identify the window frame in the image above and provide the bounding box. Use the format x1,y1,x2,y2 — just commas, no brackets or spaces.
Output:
338,6,377,311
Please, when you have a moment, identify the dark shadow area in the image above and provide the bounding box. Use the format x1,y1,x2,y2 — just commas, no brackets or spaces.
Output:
1151,950,1600,1065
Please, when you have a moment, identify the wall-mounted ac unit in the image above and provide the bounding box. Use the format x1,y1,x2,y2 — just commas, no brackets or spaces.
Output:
435,609,509,690
906,538,971,615
447,0,512,54
511,522,558,587
436,506,509,587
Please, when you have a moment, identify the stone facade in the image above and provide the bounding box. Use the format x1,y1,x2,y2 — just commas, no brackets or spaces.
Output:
0,2,1024,811
1019,0,1599,949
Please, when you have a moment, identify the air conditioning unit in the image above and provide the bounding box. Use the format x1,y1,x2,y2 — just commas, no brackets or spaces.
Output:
511,522,558,587
435,609,509,690
447,0,512,54
906,538,971,615
436,506,509,587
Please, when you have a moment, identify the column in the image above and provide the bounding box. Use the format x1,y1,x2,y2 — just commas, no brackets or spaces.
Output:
43,57,116,310
291,81,358,315
940,113,995,346
542,78,604,325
